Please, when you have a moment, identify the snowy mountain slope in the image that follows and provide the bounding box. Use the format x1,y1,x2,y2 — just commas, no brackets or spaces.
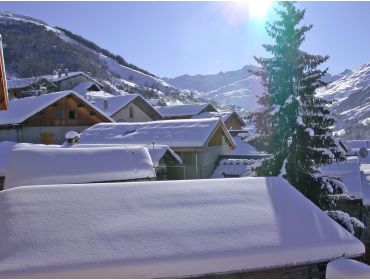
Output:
317,63,370,139
164,65,264,111
0,11,177,97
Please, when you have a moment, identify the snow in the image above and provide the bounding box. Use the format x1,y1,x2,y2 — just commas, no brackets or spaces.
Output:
92,94,138,116
0,141,17,176
305,128,315,137
0,91,113,125
4,146,155,189
71,143,182,167
210,158,255,178
346,140,370,150
360,167,370,206
156,103,214,118
0,177,364,278
320,156,363,199
79,118,234,149
6,77,47,90
72,82,100,95
297,115,303,125
65,131,80,140
326,259,370,279
228,133,258,155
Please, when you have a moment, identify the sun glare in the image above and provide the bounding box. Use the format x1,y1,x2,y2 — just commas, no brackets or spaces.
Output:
244,0,274,20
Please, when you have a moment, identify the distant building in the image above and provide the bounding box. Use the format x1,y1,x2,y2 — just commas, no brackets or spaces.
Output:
156,103,217,119
79,118,236,179
0,91,113,144
7,71,104,99
0,177,364,278
92,94,163,122
194,111,246,130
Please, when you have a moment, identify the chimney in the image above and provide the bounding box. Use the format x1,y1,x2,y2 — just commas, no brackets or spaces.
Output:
65,131,80,145
58,69,62,78
103,99,108,110
64,68,69,77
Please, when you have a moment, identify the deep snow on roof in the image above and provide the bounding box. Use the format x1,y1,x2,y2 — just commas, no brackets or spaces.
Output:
228,133,258,155
0,91,113,125
0,177,364,278
79,118,227,148
326,259,370,279
72,82,97,95
71,143,182,167
156,103,213,117
210,158,255,178
4,146,155,189
345,140,370,150
0,141,17,176
92,94,138,116
320,156,363,199
6,77,48,90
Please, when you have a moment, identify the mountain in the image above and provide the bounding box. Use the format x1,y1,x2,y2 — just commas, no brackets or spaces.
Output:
163,65,264,111
0,11,182,101
317,63,370,139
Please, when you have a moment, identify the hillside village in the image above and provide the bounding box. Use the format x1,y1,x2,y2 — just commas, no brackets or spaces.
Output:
1,4,370,279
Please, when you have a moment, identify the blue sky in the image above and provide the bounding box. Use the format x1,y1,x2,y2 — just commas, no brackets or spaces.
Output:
1,1,370,77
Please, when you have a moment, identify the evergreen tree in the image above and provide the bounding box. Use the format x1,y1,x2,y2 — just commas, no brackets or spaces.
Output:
250,2,362,233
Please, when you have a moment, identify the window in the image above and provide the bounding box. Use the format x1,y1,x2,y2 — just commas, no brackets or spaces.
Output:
54,110,64,120
68,111,76,120
129,107,134,119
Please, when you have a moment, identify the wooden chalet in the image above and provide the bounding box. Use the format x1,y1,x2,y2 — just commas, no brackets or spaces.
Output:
0,90,113,144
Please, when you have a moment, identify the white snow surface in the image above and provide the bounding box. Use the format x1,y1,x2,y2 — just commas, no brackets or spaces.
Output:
0,91,113,125
79,118,230,148
228,134,258,155
71,143,182,167
156,103,214,118
4,146,155,189
92,94,138,116
320,156,363,199
0,141,17,176
326,259,370,279
210,159,255,178
0,177,364,278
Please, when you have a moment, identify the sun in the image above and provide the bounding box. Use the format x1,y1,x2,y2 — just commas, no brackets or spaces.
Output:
244,0,274,20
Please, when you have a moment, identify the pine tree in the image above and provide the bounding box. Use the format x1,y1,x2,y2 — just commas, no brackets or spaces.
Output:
250,2,362,233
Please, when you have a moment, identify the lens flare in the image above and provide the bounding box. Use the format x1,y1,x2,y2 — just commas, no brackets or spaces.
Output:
245,0,274,20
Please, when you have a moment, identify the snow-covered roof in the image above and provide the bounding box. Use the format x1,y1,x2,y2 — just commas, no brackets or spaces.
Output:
345,140,370,150
72,81,100,95
0,90,113,125
326,259,370,279
46,71,103,87
210,158,255,178
156,103,216,118
79,118,235,149
4,146,155,189
6,77,53,90
0,177,363,278
0,141,17,176
71,143,182,167
194,111,246,126
228,133,258,155
320,156,363,199
92,94,138,116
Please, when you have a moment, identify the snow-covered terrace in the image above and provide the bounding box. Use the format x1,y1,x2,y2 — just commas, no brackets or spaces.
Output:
4,146,155,189
0,177,364,278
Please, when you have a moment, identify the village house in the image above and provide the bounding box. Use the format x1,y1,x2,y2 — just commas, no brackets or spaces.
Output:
6,70,104,99
92,94,163,122
194,110,246,130
0,177,364,278
155,103,218,119
7,77,57,99
3,145,156,189
0,90,113,144
79,118,236,179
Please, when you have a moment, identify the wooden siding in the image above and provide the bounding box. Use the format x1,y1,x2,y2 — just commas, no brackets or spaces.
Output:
23,94,109,127
224,115,244,130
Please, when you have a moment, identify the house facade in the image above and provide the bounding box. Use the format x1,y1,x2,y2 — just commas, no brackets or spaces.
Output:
93,94,163,122
0,91,112,144
79,118,236,179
